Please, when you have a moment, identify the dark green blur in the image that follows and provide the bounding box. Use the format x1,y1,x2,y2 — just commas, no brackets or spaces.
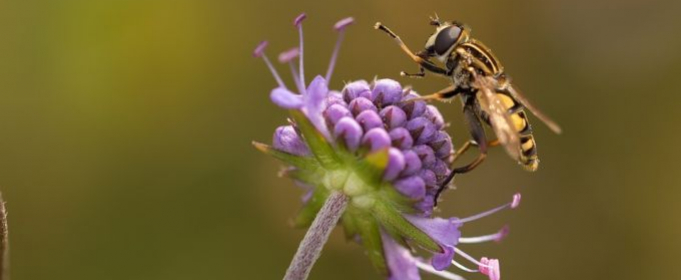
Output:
0,0,679,279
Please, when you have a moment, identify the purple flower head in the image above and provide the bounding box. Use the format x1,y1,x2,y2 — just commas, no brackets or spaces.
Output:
254,13,526,280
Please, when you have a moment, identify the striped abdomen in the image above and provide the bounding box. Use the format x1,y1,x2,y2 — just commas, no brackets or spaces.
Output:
480,92,539,171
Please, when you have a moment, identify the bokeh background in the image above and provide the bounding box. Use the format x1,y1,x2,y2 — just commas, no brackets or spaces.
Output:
0,0,679,279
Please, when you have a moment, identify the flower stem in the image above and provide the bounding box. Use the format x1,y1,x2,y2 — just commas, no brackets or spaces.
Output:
283,191,348,280
0,193,8,280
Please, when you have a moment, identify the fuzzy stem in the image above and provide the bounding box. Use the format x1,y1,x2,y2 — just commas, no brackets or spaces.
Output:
283,191,348,280
0,193,8,280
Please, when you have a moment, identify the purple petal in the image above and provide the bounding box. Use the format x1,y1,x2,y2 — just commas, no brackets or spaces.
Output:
304,76,330,137
278,47,300,63
334,17,355,31
432,246,455,271
424,105,445,129
380,106,408,129
384,148,406,181
381,232,420,280
400,93,427,118
270,87,303,109
429,131,453,159
389,128,414,150
362,128,391,152
253,41,268,58
404,215,462,270
356,110,383,131
324,104,352,127
401,150,422,177
342,80,371,103
273,125,309,156
406,117,437,144
372,79,403,106
305,75,329,109
413,145,436,168
348,97,378,116
394,176,426,199
334,117,363,152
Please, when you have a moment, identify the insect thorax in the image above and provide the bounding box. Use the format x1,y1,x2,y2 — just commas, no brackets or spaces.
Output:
448,56,472,90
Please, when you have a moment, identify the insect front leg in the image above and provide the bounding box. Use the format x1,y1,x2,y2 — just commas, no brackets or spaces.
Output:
433,97,489,206
374,22,448,76
400,67,426,78
400,51,439,78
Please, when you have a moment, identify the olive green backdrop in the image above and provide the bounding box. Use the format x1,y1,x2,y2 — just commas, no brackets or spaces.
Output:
0,0,679,279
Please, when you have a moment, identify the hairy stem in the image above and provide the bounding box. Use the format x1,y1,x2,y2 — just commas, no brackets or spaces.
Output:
283,191,348,280
0,193,8,280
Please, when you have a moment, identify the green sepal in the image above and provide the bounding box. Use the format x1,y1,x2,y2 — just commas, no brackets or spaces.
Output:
291,187,329,228
252,141,320,172
355,215,388,276
372,201,440,253
285,168,323,186
289,110,340,169
352,148,389,190
341,211,359,241
378,184,418,214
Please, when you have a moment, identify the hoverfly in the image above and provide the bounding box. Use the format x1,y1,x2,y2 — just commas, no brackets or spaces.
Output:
374,17,561,204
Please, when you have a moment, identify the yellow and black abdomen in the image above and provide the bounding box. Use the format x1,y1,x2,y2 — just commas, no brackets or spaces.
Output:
481,92,539,171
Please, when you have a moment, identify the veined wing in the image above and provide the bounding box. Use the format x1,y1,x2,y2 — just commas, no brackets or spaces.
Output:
473,73,521,160
505,82,562,134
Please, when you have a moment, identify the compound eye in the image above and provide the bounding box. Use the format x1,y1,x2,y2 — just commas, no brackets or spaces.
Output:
434,26,462,56
424,34,437,55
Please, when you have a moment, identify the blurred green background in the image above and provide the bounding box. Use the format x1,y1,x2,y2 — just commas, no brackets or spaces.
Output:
0,0,679,279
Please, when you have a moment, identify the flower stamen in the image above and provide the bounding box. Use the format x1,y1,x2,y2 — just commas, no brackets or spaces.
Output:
279,48,306,94
253,41,287,89
294,13,307,94
453,247,487,268
415,260,465,280
479,257,501,280
452,248,501,280
326,17,354,84
459,225,509,244
451,259,479,273
459,193,521,223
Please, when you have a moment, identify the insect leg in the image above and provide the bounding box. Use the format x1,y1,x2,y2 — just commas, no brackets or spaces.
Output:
434,99,488,206
400,67,426,78
449,139,500,162
374,22,448,76
402,85,463,104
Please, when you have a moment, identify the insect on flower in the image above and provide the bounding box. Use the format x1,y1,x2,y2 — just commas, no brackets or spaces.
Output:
374,17,562,205
253,13,521,280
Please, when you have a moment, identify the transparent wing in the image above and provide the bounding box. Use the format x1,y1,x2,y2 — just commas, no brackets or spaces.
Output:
473,73,521,160
505,82,562,134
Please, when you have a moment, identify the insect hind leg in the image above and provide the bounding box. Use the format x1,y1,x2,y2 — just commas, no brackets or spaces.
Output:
433,99,490,206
